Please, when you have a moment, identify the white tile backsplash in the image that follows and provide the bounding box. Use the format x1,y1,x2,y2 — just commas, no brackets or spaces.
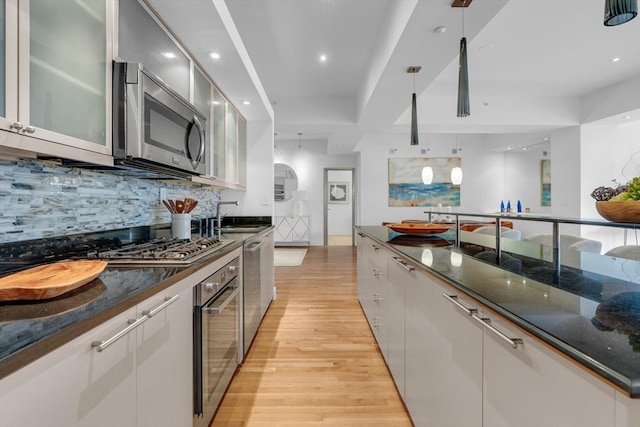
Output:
0,159,221,242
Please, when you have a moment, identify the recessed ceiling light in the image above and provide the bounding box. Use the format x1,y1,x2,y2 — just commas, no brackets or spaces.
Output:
611,57,621,62
210,52,221,60
319,54,328,62
522,147,528,151
624,115,632,119
162,52,176,59
434,26,447,34
478,44,494,52
242,100,250,105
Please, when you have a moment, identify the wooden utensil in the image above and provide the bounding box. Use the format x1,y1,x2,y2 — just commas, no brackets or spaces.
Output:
168,199,178,213
162,200,174,213
175,199,185,213
185,198,197,213
0,260,108,301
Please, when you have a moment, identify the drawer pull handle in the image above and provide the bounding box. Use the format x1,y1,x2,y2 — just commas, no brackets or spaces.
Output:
391,256,415,272
142,295,180,318
91,315,148,352
370,244,379,251
372,268,383,277
443,293,478,316
372,292,383,301
471,314,523,349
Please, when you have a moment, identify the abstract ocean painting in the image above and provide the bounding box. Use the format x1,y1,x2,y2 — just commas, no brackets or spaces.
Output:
541,159,551,207
389,158,461,207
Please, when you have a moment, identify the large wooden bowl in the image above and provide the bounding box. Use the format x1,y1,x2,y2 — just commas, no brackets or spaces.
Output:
596,201,640,223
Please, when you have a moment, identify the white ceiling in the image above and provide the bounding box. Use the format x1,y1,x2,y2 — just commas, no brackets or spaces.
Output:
147,0,640,153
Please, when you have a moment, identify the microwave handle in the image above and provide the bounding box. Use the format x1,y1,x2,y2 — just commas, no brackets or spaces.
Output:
189,115,206,168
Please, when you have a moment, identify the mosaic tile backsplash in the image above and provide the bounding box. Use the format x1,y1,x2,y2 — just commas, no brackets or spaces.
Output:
0,159,221,243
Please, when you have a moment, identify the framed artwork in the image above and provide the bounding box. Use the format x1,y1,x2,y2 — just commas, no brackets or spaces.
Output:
388,158,461,207
329,182,349,204
541,159,551,206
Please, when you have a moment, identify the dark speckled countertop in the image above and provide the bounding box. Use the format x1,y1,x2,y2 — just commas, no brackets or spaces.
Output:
0,219,272,380
357,225,640,397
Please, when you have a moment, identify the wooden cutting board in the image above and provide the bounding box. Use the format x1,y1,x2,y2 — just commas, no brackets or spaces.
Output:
0,260,108,302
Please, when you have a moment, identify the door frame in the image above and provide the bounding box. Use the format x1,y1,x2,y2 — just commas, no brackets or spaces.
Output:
323,167,356,246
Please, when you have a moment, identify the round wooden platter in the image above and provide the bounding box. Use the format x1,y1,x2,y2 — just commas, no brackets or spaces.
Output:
596,201,640,223
383,222,450,235
0,260,108,302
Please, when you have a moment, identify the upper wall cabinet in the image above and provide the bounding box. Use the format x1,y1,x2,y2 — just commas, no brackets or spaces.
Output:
117,0,190,100
209,87,246,189
0,0,113,163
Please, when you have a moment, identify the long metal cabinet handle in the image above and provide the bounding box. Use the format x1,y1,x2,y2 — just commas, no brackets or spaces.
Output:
470,314,523,349
247,240,265,252
391,256,415,272
91,315,149,352
443,293,478,316
369,244,379,251
142,295,180,318
204,286,240,314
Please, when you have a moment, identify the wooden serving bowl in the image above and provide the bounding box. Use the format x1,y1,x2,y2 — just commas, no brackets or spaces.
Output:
596,201,640,223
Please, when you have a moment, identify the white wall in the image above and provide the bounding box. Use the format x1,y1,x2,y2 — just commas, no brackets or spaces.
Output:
224,119,274,218
357,133,503,226
581,119,640,253
274,139,357,245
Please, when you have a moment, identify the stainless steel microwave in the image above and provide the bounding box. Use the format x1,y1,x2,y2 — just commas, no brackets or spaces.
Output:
112,62,207,178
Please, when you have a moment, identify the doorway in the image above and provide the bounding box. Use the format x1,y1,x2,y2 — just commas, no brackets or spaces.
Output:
323,168,355,246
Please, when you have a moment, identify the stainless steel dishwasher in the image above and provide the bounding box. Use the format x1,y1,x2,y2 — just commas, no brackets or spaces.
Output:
243,233,266,355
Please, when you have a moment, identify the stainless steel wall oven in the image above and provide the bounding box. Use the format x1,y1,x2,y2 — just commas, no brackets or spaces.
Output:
193,256,241,427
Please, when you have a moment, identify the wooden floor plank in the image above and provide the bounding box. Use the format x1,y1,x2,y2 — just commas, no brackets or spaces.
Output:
212,246,412,426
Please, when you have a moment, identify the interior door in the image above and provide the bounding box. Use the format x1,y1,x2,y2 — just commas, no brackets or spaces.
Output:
324,168,355,246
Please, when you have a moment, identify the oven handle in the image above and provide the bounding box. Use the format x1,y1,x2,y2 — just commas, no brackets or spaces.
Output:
203,285,240,315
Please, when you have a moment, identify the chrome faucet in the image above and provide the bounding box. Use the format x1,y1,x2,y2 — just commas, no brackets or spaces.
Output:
216,200,239,231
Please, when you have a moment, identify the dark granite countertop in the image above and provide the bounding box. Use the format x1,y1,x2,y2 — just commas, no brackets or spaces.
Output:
357,225,640,397
0,220,272,381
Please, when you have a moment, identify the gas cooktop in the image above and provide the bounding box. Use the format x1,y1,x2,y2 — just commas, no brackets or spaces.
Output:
86,237,234,266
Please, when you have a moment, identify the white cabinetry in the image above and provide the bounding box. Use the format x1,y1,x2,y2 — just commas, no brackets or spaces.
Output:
386,256,412,401
357,234,390,358
275,216,309,245
0,278,194,427
0,307,137,427
483,313,615,427
1,0,113,164
207,87,246,189
430,281,483,427
135,284,193,427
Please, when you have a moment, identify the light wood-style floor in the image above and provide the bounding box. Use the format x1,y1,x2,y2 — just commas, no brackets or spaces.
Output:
212,246,412,426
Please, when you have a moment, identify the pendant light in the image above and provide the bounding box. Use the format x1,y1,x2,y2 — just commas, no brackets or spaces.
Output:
408,66,422,145
455,0,470,117
422,166,434,184
422,135,433,184
604,0,638,26
451,135,463,185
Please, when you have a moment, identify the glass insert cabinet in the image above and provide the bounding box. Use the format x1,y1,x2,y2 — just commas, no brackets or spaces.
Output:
1,0,112,155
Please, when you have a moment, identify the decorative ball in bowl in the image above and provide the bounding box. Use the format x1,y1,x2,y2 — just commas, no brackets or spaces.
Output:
596,201,640,223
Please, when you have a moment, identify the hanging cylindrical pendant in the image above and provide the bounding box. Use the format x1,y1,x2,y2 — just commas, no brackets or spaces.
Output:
457,37,470,118
411,92,419,145
604,0,638,26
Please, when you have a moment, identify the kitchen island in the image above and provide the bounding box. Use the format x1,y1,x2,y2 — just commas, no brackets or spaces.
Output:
357,225,640,427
